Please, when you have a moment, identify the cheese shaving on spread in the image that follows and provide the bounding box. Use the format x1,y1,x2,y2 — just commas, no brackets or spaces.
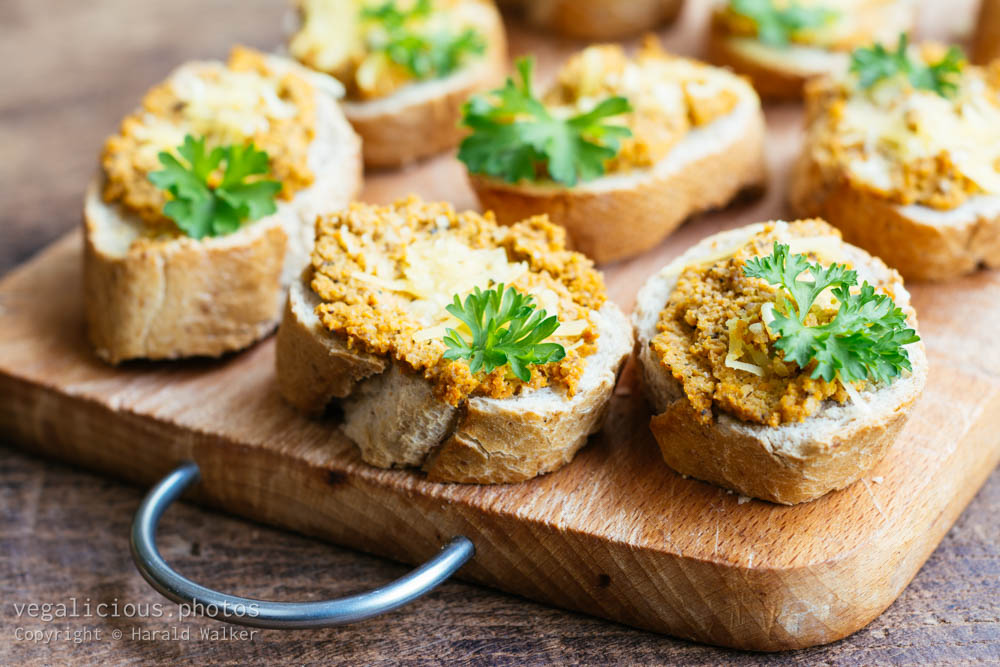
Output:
170,68,298,144
101,46,318,232
543,38,746,173
804,46,1000,209
650,220,891,426
840,376,870,411
310,197,607,406
660,228,846,277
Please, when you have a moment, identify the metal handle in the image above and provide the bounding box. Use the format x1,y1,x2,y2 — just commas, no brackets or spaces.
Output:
129,461,475,629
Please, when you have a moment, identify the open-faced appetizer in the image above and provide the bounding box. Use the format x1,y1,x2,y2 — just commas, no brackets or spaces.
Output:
288,0,507,167
632,220,927,504
790,37,1000,280
974,0,1000,65
460,38,767,265
85,46,362,364
708,0,916,100
498,0,684,40
275,197,632,484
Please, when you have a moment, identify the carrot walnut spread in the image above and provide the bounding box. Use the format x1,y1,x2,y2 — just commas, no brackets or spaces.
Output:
290,0,490,101
102,46,317,236
544,39,742,172
805,37,1000,209
458,38,748,187
310,197,605,405
651,220,917,426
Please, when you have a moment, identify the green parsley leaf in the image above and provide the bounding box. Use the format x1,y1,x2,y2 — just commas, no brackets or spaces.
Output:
729,0,839,48
458,57,633,186
441,283,566,382
850,33,965,98
362,0,485,80
743,242,920,384
361,0,431,29
148,135,281,239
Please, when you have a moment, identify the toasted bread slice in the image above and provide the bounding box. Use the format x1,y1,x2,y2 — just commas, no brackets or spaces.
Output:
469,70,766,265
84,63,362,364
790,153,1000,281
277,278,632,483
275,200,633,484
291,0,507,168
632,222,927,504
706,2,916,100
502,0,683,40
789,62,1000,281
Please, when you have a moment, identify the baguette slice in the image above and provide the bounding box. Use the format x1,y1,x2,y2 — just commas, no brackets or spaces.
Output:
706,2,916,100
503,0,683,40
789,151,1000,281
275,209,634,485
632,222,928,504
300,0,508,168
84,64,362,364
470,70,766,265
789,62,1000,282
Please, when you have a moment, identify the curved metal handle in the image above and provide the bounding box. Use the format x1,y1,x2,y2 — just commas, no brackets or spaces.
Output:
129,462,474,629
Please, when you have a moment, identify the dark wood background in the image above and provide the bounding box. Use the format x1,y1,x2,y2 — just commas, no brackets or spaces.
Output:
1,0,997,664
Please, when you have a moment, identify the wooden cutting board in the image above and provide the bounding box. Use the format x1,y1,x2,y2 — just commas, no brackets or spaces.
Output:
2,0,998,652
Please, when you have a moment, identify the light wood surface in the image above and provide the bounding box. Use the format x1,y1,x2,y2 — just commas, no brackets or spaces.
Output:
2,0,998,659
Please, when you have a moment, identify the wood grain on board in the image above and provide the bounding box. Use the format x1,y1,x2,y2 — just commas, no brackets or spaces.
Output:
3,445,994,666
1,0,998,657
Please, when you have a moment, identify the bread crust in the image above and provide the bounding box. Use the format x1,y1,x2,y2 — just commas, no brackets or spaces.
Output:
514,0,683,40
276,277,632,484
424,308,628,482
648,391,912,505
274,274,385,414
84,185,287,364
469,96,766,265
789,149,1000,281
632,222,928,504
343,2,507,168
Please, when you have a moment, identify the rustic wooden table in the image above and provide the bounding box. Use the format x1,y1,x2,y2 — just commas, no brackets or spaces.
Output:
1,0,997,664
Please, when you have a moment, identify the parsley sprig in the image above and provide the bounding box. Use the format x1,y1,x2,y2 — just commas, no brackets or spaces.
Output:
362,0,428,28
458,58,633,186
362,0,485,80
442,284,566,382
743,242,919,384
729,0,838,48
148,135,281,239
850,33,965,98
